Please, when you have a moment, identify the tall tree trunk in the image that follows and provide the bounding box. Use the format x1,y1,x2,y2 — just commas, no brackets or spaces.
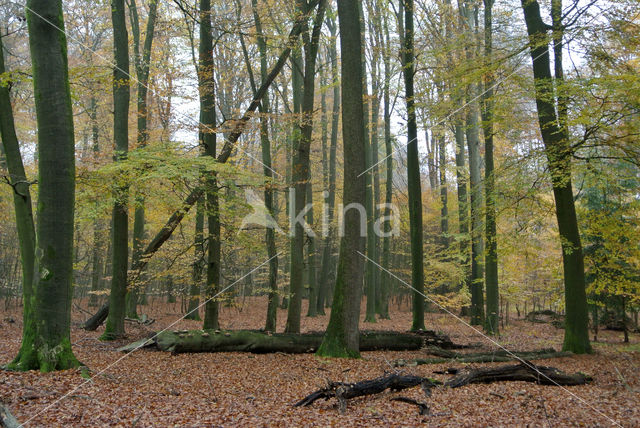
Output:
102,0,131,340
317,0,366,357
379,9,392,320
317,14,339,315
460,0,484,325
482,0,498,334
1,34,37,368
11,0,80,369
285,0,326,333
401,0,426,331
520,0,591,354
199,0,221,330
251,0,280,331
127,0,159,319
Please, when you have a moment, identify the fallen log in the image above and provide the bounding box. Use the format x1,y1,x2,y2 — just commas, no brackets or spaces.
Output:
395,347,572,366
0,402,20,428
410,330,467,349
82,303,109,331
118,330,424,354
294,374,440,409
445,361,592,388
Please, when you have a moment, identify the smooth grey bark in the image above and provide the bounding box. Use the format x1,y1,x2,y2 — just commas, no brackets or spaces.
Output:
11,0,80,369
102,0,131,341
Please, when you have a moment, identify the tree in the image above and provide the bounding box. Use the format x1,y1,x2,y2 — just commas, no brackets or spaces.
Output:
401,0,426,331
459,0,484,326
482,0,498,335
9,0,80,370
199,0,221,330
285,0,326,334
102,0,131,340
1,33,36,369
127,0,159,319
316,11,340,316
251,0,279,331
317,0,366,358
520,0,591,353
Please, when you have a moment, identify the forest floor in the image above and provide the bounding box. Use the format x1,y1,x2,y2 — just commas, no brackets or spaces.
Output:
1,296,639,427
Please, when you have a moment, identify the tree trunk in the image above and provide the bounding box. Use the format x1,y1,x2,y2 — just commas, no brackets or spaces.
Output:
460,0,484,326
0,34,37,368
295,373,439,408
482,0,499,335
401,0,426,331
185,198,204,321
88,96,103,308
285,0,326,333
199,0,221,330
12,0,80,370
379,9,392,320
446,362,591,388
134,330,424,354
102,0,130,341
251,0,279,331
521,0,591,354
127,0,158,320
317,14,339,316
317,0,366,357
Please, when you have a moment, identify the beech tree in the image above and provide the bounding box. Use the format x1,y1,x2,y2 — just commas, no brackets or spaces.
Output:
317,0,366,358
9,0,80,370
102,0,131,340
520,0,591,353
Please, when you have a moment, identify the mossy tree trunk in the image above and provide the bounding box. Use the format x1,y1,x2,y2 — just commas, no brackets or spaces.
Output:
0,34,36,368
102,0,131,341
11,0,80,370
520,0,591,354
317,0,366,358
